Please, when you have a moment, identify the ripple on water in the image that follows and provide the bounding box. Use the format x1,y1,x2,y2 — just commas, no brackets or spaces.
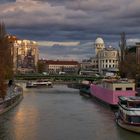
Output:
0,84,140,140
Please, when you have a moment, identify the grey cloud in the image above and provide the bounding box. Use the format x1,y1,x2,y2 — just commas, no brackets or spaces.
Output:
1,0,140,60
2,0,140,36
0,0,15,4
39,41,94,60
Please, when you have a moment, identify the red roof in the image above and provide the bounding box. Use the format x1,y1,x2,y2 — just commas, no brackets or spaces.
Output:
40,60,79,65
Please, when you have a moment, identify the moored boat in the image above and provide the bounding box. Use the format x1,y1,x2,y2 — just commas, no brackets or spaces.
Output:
26,80,53,88
79,80,91,97
90,78,136,106
115,96,140,133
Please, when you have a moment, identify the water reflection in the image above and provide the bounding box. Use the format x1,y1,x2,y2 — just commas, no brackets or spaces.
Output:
0,84,140,140
13,107,39,140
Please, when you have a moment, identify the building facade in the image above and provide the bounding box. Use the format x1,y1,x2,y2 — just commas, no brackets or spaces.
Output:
7,35,39,74
127,42,140,64
97,46,119,74
81,37,119,75
42,60,80,75
93,37,119,75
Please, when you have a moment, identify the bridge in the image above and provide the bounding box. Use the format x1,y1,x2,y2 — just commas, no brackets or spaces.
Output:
15,74,102,82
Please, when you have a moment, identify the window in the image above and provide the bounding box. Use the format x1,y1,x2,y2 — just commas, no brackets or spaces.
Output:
131,116,140,123
126,115,140,123
115,88,122,91
126,87,133,90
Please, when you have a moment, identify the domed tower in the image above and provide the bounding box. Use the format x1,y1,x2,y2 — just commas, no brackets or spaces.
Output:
94,37,105,56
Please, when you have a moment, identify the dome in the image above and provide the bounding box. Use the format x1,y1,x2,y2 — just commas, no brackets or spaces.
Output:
95,37,104,44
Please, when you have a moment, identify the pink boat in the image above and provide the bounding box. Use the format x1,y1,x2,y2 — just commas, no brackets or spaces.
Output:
90,79,136,106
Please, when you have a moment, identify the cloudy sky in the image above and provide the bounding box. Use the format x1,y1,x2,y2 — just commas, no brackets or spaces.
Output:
1,0,140,60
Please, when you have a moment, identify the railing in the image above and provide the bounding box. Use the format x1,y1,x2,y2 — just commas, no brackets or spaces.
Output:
0,86,23,115
15,74,102,81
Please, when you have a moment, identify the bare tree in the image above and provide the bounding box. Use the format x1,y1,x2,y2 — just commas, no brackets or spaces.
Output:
37,60,46,73
0,22,13,99
119,32,127,78
119,32,140,80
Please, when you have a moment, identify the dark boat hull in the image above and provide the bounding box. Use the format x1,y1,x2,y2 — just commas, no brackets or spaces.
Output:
79,83,91,98
79,89,91,98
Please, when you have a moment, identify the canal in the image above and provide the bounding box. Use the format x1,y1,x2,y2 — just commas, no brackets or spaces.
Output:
0,84,139,140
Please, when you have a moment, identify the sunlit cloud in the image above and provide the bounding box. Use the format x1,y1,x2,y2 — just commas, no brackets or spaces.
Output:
38,41,80,47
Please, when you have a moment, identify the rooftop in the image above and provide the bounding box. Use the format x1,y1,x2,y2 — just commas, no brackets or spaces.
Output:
42,60,79,65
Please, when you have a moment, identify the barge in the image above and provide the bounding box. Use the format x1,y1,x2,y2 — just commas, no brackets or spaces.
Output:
90,79,136,106
79,80,91,98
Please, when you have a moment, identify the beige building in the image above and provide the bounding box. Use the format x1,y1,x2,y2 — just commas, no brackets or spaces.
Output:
7,35,39,74
93,37,119,74
43,60,80,74
94,37,105,56
92,38,119,74
97,46,119,74
81,37,119,75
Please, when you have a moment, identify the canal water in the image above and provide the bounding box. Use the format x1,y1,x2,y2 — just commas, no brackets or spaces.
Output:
0,84,139,140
